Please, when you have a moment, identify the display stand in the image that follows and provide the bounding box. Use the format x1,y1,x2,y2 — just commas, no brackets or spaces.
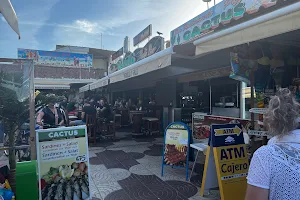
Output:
161,122,191,181
200,123,249,200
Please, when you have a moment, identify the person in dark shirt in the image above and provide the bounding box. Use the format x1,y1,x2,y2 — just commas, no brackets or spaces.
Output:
37,96,64,128
98,99,112,121
70,100,96,126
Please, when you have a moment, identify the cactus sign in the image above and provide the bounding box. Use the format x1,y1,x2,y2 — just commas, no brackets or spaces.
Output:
170,0,286,46
36,126,91,200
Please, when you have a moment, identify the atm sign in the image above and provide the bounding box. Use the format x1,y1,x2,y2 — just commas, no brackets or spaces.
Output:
215,144,249,179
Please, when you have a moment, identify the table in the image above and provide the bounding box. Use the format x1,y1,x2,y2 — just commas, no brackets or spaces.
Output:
131,111,145,134
142,117,159,135
189,139,209,181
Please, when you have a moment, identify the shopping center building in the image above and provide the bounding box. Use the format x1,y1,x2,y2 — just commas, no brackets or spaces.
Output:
80,0,300,131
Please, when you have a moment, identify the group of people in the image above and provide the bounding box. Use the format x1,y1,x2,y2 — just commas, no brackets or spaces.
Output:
71,98,112,126
113,97,155,111
36,96,112,129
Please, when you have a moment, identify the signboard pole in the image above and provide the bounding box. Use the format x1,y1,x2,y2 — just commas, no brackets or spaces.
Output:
161,122,191,181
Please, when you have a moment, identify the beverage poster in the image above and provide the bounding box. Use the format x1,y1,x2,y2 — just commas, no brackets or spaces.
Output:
36,126,90,200
192,113,251,140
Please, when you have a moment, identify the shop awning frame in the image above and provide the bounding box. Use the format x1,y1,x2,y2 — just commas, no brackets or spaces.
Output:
193,2,300,56
79,84,90,93
109,47,173,84
90,76,109,90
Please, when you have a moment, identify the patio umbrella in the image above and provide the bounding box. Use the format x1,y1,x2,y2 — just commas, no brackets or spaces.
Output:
0,0,20,39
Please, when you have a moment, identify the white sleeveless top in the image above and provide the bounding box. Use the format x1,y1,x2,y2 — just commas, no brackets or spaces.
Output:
247,130,300,200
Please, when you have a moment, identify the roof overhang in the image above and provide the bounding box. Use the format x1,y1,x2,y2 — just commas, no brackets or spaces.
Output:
35,84,70,90
34,78,95,90
109,48,173,84
193,2,300,56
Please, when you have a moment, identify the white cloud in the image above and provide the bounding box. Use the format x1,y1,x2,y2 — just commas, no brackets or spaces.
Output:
74,20,98,34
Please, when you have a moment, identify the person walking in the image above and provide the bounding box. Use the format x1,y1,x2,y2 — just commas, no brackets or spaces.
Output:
245,88,300,200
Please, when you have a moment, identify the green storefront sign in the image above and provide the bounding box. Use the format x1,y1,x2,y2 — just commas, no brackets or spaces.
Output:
171,0,292,46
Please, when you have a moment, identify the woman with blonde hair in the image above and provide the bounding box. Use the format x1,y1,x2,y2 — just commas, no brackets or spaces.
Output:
245,88,300,200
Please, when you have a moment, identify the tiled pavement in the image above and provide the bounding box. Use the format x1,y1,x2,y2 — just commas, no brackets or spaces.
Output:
89,132,220,200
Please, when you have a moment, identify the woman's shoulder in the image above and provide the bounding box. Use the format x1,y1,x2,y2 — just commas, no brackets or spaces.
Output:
253,145,273,159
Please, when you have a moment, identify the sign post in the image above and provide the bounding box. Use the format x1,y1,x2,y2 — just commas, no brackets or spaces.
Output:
161,122,191,181
36,126,91,200
200,124,249,200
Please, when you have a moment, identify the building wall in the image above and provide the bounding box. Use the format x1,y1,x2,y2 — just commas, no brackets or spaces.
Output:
93,58,108,71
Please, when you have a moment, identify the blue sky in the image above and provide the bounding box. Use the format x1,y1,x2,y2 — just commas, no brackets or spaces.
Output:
0,0,221,58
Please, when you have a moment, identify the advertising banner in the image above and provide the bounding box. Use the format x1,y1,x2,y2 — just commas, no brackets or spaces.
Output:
170,0,290,46
161,122,191,181
133,24,152,47
192,113,251,140
18,48,93,67
200,124,249,200
36,126,90,200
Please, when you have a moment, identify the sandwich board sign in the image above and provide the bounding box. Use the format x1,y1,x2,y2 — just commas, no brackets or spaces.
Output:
161,122,191,181
200,123,249,200
36,126,91,200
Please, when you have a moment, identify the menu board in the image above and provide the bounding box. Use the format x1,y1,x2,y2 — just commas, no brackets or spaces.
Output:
36,126,90,200
164,123,189,166
162,122,191,181
192,113,251,139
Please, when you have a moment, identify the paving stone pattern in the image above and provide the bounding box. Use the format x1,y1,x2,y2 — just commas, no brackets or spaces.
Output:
89,133,220,200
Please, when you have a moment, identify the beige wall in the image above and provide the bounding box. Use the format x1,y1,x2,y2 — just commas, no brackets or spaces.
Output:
93,58,107,71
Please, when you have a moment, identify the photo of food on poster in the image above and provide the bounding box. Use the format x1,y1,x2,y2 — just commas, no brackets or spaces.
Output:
36,126,90,200
164,124,189,166
192,114,252,140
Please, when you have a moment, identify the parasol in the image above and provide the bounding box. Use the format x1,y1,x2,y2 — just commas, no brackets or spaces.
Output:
0,0,20,39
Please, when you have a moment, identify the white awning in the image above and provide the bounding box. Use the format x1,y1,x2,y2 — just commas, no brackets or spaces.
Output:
79,84,90,93
0,0,20,38
194,2,300,56
90,76,109,90
109,48,173,84
35,84,70,90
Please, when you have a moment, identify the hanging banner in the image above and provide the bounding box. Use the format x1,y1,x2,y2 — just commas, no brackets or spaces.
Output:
36,126,90,200
229,52,251,84
18,48,93,67
161,122,191,181
200,124,249,200
170,0,294,46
